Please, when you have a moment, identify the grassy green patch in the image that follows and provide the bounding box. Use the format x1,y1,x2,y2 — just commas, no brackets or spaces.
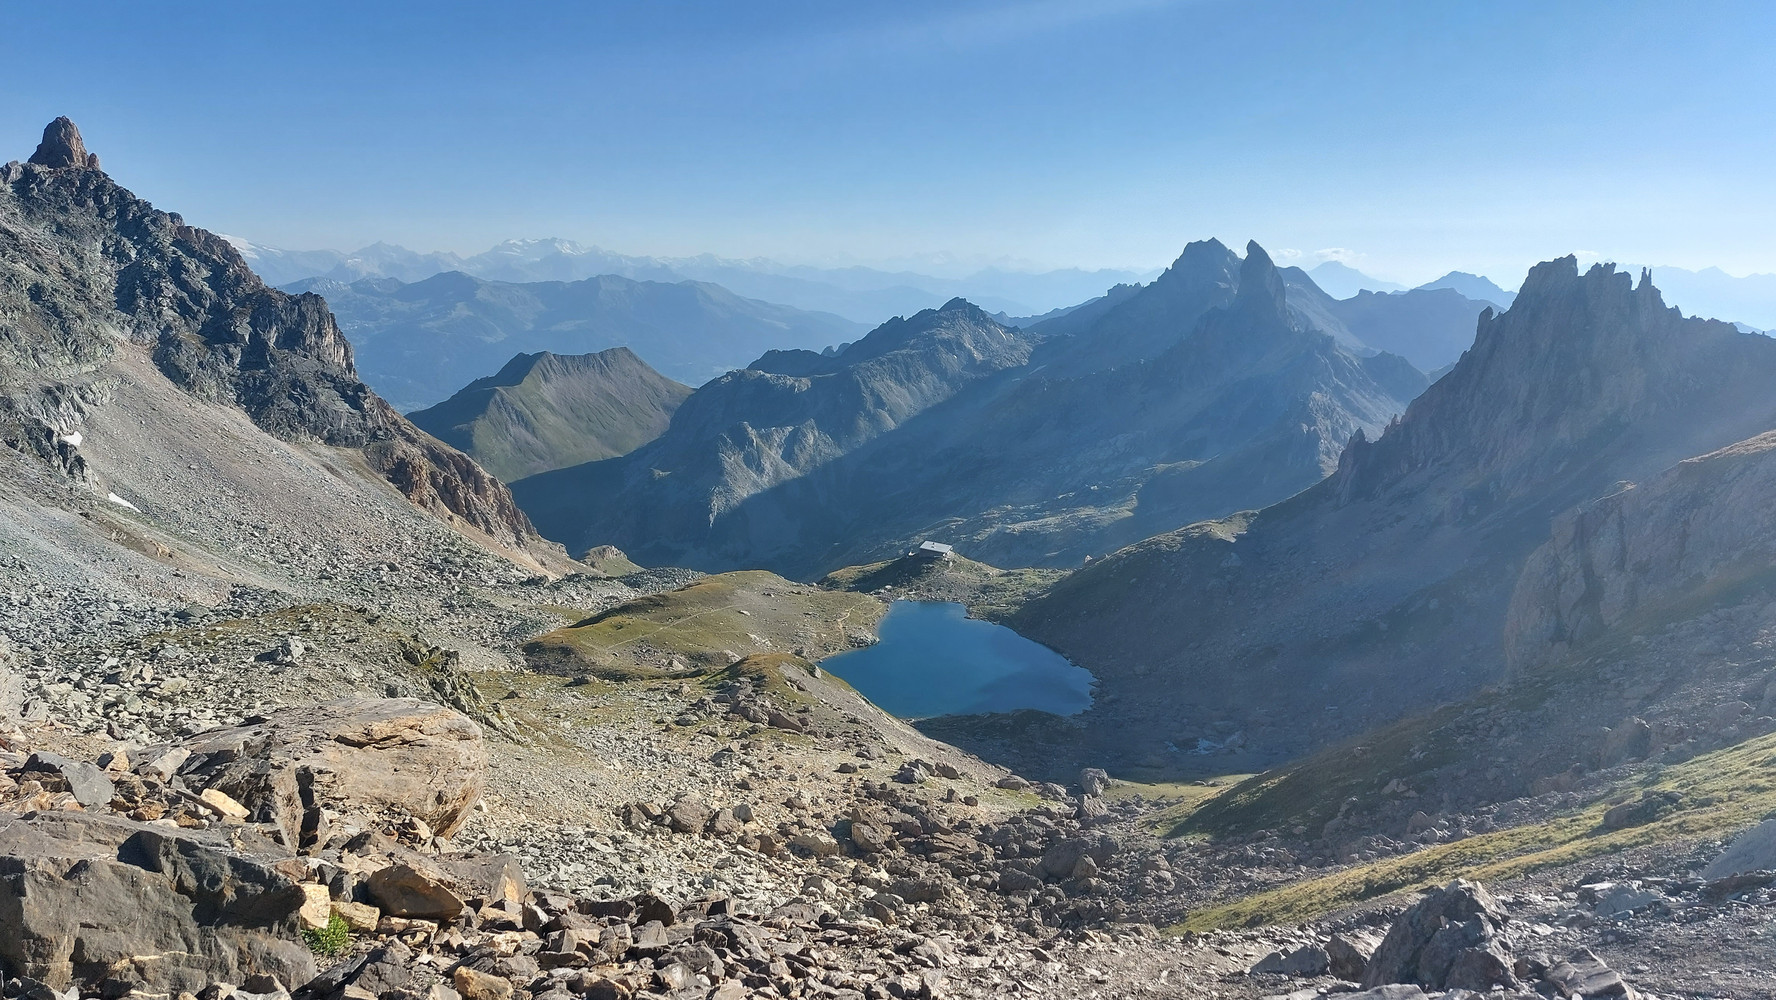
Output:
1174,731,1776,933
523,571,883,678
822,554,1066,621
302,913,351,956
1099,776,1255,835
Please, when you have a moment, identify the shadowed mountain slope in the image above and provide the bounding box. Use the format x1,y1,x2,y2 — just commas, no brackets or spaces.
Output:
1015,258,1776,766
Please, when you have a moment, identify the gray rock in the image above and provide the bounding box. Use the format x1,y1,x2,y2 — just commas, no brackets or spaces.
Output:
1078,767,1110,797
1592,883,1666,918
1545,948,1637,999
666,796,714,834
1327,930,1382,980
1701,818,1776,880
24,751,114,808
1362,880,1517,991
1282,943,1330,976
0,811,314,994
366,864,467,920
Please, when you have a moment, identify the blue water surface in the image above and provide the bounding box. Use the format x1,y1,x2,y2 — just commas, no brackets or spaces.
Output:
823,601,1093,719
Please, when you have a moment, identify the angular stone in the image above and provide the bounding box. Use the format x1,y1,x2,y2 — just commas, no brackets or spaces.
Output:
1362,880,1516,991
147,699,486,849
366,864,465,920
331,900,380,933
297,883,332,930
24,752,115,808
201,787,252,822
790,829,841,857
1078,768,1110,797
666,796,714,834
1328,931,1382,980
849,820,893,855
1702,818,1776,880
451,968,512,1000
0,811,314,994
1546,948,1636,999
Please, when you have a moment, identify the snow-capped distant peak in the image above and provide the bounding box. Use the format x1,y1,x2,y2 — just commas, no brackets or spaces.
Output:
218,234,262,258
487,238,590,258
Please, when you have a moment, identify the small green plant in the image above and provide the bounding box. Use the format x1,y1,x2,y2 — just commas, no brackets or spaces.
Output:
302,913,351,957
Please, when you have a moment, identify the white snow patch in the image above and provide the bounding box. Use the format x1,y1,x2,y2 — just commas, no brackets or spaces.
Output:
218,234,260,259
106,492,141,513
57,431,82,448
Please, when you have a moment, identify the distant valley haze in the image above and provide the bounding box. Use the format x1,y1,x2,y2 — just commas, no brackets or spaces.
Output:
7,0,1776,313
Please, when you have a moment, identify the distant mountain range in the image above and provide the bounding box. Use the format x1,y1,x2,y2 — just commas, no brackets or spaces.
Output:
511,241,1434,575
1648,265,1776,330
227,236,1157,325
407,348,691,483
1306,260,1406,297
288,271,864,410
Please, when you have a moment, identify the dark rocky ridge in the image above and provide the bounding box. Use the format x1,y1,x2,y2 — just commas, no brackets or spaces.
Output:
1016,258,1776,767
0,118,544,553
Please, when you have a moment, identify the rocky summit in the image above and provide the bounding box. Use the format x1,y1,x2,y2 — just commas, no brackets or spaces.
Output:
6,113,1776,1000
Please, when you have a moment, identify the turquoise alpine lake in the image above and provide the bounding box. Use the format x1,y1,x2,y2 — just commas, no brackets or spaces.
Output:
822,600,1093,719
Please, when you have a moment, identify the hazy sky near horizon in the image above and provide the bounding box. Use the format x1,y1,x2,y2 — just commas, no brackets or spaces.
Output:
4,0,1774,285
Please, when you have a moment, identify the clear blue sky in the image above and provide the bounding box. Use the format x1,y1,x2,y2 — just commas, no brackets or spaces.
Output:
4,0,1773,285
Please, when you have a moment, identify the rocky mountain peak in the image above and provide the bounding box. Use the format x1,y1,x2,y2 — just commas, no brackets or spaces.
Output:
1328,256,1756,509
1233,239,1288,316
26,117,99,171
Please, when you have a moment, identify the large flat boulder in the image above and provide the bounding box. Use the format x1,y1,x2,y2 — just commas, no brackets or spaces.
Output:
150,698,486,849
1702,819,1776,880
0,811,315,993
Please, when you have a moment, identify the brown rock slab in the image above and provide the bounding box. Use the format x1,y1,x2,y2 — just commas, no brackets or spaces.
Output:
152,698,487,849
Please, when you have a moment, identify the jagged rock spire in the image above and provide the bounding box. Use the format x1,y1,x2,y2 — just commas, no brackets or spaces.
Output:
28,117,99,170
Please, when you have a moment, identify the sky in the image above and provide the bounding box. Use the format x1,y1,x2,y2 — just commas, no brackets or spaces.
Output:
4,0,1775,286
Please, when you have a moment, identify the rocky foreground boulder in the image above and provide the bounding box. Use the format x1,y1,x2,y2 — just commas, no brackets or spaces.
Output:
1361,880,1514,990
0,811,316,992
0,698,498,996
150,698,487,850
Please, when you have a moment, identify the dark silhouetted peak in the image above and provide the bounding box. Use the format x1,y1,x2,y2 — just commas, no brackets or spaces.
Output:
1233,240,1287,315
1156,238,1239,286
1170,237,1231,268
937,296,993,321
27,117,99,170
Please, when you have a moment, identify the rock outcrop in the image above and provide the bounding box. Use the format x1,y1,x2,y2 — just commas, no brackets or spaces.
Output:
0,811,315,993
1362,881,1514,990
1506,429,1776,675
151,698,487,849
0,118,546,553
26,117,97,171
